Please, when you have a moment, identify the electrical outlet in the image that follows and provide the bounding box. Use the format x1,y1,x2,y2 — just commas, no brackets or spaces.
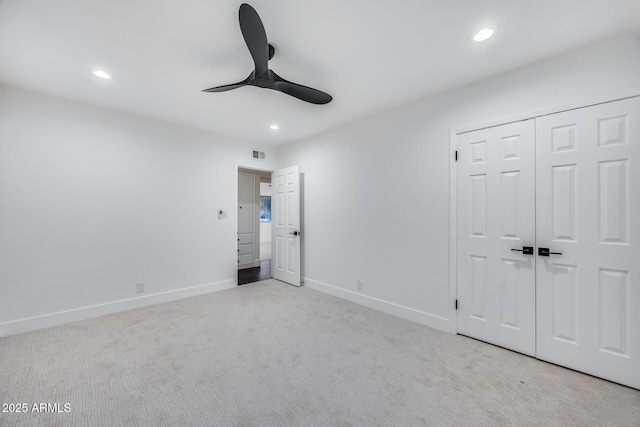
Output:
357,280,364,291
136,282,145,293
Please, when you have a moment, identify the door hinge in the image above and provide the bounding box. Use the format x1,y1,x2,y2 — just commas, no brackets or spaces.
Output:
455,151,458,161
455,299,458,310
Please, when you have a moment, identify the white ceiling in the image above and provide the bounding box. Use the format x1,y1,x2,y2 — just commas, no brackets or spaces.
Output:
1,0,639,145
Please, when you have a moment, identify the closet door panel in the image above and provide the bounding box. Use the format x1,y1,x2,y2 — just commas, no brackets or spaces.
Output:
536,97,640,390
457,120,536,356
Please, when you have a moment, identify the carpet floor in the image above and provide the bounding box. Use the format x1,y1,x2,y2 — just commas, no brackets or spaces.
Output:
1,279,639,426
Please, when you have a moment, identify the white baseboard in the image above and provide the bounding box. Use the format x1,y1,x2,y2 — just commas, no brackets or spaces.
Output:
0,279,236,337
303,278,454,333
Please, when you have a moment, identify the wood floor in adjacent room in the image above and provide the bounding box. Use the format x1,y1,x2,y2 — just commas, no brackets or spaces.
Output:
1,280,638,426
238,259,271,285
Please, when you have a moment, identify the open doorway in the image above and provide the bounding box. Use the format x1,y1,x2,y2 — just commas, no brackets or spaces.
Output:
238,167,272,285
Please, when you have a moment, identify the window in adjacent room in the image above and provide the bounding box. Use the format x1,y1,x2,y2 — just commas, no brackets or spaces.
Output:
260,196,271,222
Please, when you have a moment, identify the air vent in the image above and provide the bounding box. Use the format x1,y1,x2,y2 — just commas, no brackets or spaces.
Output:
252,150,266,160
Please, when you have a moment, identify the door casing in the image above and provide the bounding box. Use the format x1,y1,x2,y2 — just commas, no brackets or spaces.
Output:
235,165,273,283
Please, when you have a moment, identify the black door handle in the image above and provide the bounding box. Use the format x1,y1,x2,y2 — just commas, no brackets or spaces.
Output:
289,231,300,236
538,247,562,257
511,246,533,255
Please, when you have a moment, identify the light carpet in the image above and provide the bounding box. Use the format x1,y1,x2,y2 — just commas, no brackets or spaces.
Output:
1,279,639,426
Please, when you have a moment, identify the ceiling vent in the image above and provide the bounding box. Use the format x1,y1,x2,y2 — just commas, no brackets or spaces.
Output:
252,150,266,160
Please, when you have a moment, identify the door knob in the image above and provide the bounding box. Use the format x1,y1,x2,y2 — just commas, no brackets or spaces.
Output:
511,246,533,255
538,247,562,257
289,231,300,236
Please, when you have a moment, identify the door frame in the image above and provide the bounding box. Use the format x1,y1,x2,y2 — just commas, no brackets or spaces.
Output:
235,164,274,285
448,87,640,333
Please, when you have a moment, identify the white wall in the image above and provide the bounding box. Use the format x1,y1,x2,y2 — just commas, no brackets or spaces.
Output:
3,35,639,337
277,35,640,332
0,86,277,335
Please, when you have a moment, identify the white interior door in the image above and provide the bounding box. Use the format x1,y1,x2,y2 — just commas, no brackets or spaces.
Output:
457,120,536,356
536,97,640,389
272,165,301,287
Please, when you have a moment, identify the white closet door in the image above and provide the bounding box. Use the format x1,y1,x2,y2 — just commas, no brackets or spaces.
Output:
238,171,257,269
457,120,536,356
536,97,640,389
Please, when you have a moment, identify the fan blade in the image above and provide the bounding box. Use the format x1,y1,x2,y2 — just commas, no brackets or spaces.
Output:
239,3,269,77
271,71,332,104
202,75,252,92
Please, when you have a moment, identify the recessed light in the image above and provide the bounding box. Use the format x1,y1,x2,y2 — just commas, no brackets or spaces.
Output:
473,28,494,42
92,70,112,80
270,124,279,130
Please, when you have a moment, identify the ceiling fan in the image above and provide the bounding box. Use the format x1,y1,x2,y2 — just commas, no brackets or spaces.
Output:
202,3,332,105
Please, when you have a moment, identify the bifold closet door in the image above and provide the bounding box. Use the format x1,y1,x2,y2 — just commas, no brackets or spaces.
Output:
457,120,536,356
536,97,640,390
